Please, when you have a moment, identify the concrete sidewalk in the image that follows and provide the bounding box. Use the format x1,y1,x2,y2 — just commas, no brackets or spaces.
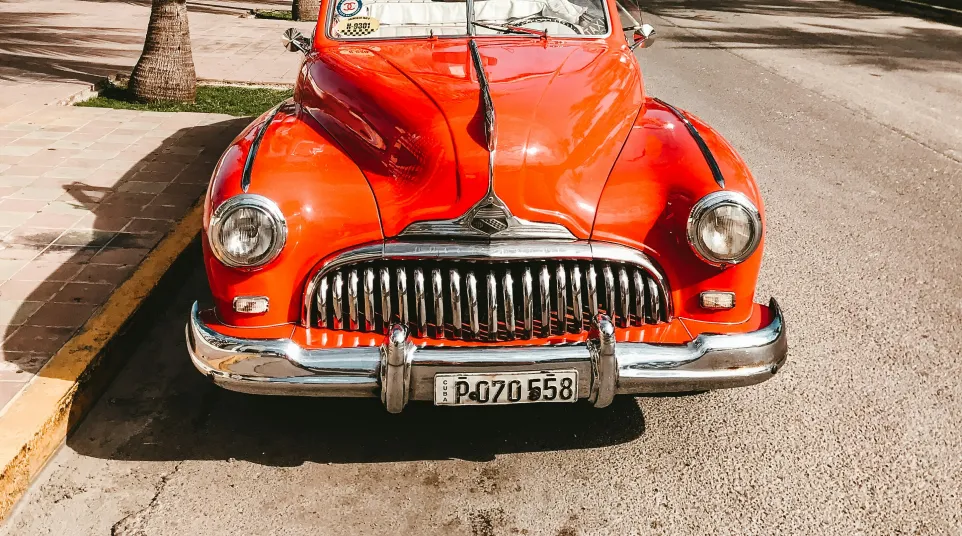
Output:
0,0,309,113
1,0,313,518
0,0,312,412
0,107,244,406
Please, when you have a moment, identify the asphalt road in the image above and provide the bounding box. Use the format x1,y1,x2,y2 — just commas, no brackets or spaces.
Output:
4,1,962,535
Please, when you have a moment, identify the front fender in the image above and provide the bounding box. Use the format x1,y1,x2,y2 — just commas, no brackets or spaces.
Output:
592,97,765,324
204,102,383,327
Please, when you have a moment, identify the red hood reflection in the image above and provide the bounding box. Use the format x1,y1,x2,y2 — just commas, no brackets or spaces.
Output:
297,39,644,238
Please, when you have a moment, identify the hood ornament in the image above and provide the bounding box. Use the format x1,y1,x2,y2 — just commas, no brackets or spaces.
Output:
399,40,575,241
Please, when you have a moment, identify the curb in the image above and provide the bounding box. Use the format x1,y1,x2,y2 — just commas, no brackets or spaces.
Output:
0,202,205,521
56,76,295,107
54,76,119,107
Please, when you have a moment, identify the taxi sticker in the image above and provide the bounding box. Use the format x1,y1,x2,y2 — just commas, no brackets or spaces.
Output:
336,0,363,18
336,16,380,37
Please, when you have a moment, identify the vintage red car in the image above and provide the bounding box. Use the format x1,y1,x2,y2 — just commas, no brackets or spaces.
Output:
186,0,787,412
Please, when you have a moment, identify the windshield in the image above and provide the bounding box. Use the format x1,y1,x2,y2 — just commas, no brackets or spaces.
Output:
327,0,610,39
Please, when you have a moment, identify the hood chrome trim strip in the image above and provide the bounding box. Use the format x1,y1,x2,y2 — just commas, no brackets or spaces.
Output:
469,39,497,156
469,38,498,202
241,103,285,192
653,97,725,189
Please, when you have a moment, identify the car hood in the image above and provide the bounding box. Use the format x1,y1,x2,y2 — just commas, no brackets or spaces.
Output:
298,39,643,238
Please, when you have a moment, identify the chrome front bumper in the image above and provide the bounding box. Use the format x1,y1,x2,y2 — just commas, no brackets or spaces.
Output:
186,299,787,413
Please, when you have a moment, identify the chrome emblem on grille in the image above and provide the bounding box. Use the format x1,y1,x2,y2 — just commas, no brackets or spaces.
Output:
470,204,510,235
398,196,576,240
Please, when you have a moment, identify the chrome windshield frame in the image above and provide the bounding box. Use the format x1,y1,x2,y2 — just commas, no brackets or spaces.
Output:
322,0,614,41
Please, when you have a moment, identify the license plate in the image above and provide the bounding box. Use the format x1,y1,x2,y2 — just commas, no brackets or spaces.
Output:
434,370,578,406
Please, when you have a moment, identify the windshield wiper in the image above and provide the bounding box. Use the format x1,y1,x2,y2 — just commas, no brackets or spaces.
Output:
471,21,546,38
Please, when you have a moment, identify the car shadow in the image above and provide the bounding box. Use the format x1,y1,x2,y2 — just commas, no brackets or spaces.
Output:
186,391,645,464
81,386,649,466
64,264,649,466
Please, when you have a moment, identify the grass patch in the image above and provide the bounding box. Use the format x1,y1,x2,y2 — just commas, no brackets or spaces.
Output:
253,9,293,20
76,82,293,116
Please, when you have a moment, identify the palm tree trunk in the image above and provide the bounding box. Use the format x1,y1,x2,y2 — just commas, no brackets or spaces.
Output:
292,0,321,21
130,0,196,102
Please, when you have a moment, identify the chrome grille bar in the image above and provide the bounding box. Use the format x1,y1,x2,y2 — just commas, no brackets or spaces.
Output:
603,264,615,318
556,264,567,334
432,268,444,339
587,264,598,316
379,267,391,328
571,264,583,330
413,268,426,337
647,276,661,323
450,269,462,338
618,267,630,327
466,271,479,337
316,276,328,328
332,271,343,329
396,267,408,325
363,268,375,331
633,270,645,324
539,264,550,337
347,269,359,330
503,269,515,339
522,267,533,337
486,270,498,341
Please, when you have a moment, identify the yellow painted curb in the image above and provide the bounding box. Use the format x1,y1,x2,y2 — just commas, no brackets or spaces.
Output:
0,202,204,521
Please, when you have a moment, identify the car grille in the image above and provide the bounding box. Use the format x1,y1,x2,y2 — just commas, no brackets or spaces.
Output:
308,257,669,341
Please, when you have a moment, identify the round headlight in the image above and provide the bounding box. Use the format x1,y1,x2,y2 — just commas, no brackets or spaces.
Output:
687,191,761,266
209,195,287,269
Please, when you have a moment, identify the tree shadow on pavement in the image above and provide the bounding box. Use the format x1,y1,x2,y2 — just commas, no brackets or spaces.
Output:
0,1,293,87
77,0,291,15
634,0,962,73
629,0,895,19
65,266,648,465
0,13,140,85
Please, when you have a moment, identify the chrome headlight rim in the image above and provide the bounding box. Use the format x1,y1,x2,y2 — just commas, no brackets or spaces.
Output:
686,191,762,266
208,194,287,270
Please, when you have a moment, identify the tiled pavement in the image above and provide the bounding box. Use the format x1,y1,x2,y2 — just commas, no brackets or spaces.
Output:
0,0,312,115
0,107,249,408
0,1,314,411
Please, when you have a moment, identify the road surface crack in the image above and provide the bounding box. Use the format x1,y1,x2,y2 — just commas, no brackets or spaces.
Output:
110,462,184,536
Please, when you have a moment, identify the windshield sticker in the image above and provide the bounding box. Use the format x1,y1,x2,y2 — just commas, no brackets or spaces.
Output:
336,0,363,18
336,16,380,37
